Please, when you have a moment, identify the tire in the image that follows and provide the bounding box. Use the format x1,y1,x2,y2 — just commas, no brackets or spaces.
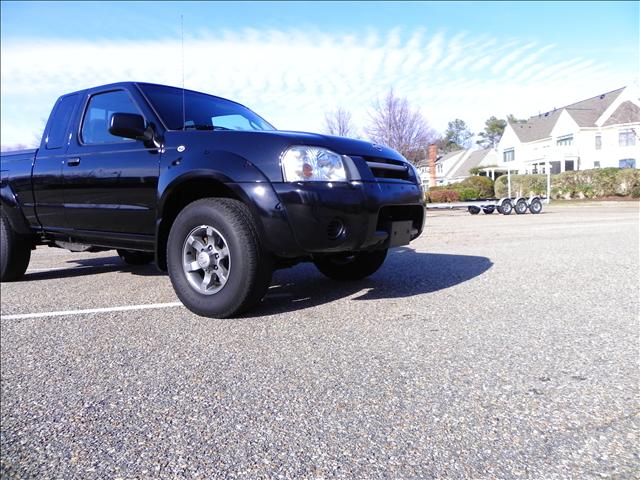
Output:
500,199,513,215
468,206,481,215
483,206,495,214
117,249,154,265
515,199,528,215
167,198,273,318
529,199,543,214
0,210,31,282
314,249,387,281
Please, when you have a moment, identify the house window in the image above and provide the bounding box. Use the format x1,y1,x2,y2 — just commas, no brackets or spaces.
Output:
619,130,636,147
595,135,602,150
436,163,443,173
619,158,636,169
594,161,600,168
503,148,515,162
557,134,573,146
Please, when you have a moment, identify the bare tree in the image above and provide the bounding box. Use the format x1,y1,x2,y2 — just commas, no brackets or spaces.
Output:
324,107,356,137
366,89,437,164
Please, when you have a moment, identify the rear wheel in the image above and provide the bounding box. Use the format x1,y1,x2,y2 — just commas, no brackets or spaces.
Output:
117,249,154,265
314,249,387,281
515,199,528,214
0,211,31,282
500,199,513,215
529,198,543,214
483,206,495,214
167,198,273,318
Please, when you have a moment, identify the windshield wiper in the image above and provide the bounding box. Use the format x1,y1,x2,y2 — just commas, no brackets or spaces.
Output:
184,124,214,130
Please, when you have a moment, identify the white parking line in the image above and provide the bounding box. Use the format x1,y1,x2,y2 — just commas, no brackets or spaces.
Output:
26,264,119,272
1,302,184,320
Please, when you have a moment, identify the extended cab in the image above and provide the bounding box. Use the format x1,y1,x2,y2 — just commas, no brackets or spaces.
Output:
0,82,425,317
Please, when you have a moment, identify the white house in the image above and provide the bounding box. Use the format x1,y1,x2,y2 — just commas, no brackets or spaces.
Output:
416,148,497,189
494,86,640,174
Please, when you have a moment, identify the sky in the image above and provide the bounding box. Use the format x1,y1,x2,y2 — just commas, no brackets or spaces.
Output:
1,1,638,148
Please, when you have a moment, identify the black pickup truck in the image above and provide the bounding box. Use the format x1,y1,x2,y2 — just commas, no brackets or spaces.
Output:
0,82,425,317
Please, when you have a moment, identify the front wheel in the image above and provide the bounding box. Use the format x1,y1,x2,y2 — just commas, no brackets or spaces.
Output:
468,206,481,215
0,211,31,282
314,249,387,281
167,198,273,318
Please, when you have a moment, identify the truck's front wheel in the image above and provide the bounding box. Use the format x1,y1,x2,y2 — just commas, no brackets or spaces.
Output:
0,211,31,282
314,249,387,281
167,198,272,318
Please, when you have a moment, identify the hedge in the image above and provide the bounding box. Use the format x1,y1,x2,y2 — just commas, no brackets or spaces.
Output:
494,168,640,199
426,176,494,202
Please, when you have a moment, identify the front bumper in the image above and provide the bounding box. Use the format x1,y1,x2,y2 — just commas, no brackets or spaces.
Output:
272,180,425,254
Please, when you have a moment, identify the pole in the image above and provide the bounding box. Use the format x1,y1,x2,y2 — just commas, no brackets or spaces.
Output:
507,168,511,199
546,160,551,204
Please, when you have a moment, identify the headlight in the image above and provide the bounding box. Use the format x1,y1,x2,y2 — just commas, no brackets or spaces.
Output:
281,146,347,182
409,163,423,189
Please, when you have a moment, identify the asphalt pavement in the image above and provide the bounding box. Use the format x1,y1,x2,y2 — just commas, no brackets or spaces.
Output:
1,202,639,479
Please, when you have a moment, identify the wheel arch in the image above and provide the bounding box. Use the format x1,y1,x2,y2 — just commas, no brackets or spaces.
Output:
1,184,33,235
155,172,260,271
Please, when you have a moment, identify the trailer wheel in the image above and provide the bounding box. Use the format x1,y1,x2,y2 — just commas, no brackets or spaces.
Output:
468,206,481,215
515,199,528,215
500,199,513,215
483,206,495,214
529,198,543,214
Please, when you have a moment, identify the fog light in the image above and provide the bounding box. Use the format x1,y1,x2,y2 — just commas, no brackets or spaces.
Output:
326,218,345,240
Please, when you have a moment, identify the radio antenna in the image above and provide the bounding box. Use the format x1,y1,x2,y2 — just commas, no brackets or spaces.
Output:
181,14,186,131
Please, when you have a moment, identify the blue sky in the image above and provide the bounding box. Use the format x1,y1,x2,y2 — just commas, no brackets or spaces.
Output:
1,1,638,147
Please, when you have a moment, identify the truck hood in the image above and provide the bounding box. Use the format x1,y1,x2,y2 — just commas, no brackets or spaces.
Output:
163,129,407,183
260,130,405,160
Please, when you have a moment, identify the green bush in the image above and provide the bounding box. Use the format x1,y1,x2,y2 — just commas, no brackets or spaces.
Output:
458,176,494,198
494,168,640,199
494,174,546,197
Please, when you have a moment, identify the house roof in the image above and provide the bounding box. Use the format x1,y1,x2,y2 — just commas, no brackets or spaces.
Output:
449,148,492,178
436,149,465,164
510,87,626,142
602,101,640,126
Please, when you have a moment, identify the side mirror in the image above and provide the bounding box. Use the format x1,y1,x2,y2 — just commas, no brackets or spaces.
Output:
109,113,147,140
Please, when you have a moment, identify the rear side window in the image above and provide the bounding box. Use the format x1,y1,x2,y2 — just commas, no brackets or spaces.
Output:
46,94,78,150
81,90,142,144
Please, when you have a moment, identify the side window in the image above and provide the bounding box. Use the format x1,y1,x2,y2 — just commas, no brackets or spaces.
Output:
81,90,142,145
46,94,78,150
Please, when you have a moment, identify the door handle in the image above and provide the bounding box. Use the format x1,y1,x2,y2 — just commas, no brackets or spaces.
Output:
67,157,81,167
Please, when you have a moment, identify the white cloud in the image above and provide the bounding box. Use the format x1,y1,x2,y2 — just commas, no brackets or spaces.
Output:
0,27,629,148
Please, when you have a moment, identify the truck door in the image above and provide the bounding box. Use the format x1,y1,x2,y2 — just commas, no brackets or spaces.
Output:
63,88,160,236
31,93,79,230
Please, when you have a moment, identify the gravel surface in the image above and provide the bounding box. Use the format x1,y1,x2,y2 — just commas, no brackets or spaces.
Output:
1,203,639,479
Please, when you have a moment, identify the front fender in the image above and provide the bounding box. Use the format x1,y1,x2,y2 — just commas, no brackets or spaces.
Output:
157,150,303,259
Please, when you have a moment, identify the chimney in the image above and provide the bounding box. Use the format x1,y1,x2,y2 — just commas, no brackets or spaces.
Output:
428,144,437,189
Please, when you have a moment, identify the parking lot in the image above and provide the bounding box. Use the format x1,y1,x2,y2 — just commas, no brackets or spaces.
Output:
1,203,638,478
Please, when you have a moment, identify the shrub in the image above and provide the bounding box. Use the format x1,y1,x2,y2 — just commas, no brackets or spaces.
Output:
458,176,494,198
494,168,640,199
427,189,460,203
494,174,546,197
457,187,480,201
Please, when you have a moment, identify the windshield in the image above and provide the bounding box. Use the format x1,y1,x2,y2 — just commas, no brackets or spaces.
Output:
139,84,275,132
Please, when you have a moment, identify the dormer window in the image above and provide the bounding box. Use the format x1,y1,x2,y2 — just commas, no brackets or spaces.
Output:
557,135,573,146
